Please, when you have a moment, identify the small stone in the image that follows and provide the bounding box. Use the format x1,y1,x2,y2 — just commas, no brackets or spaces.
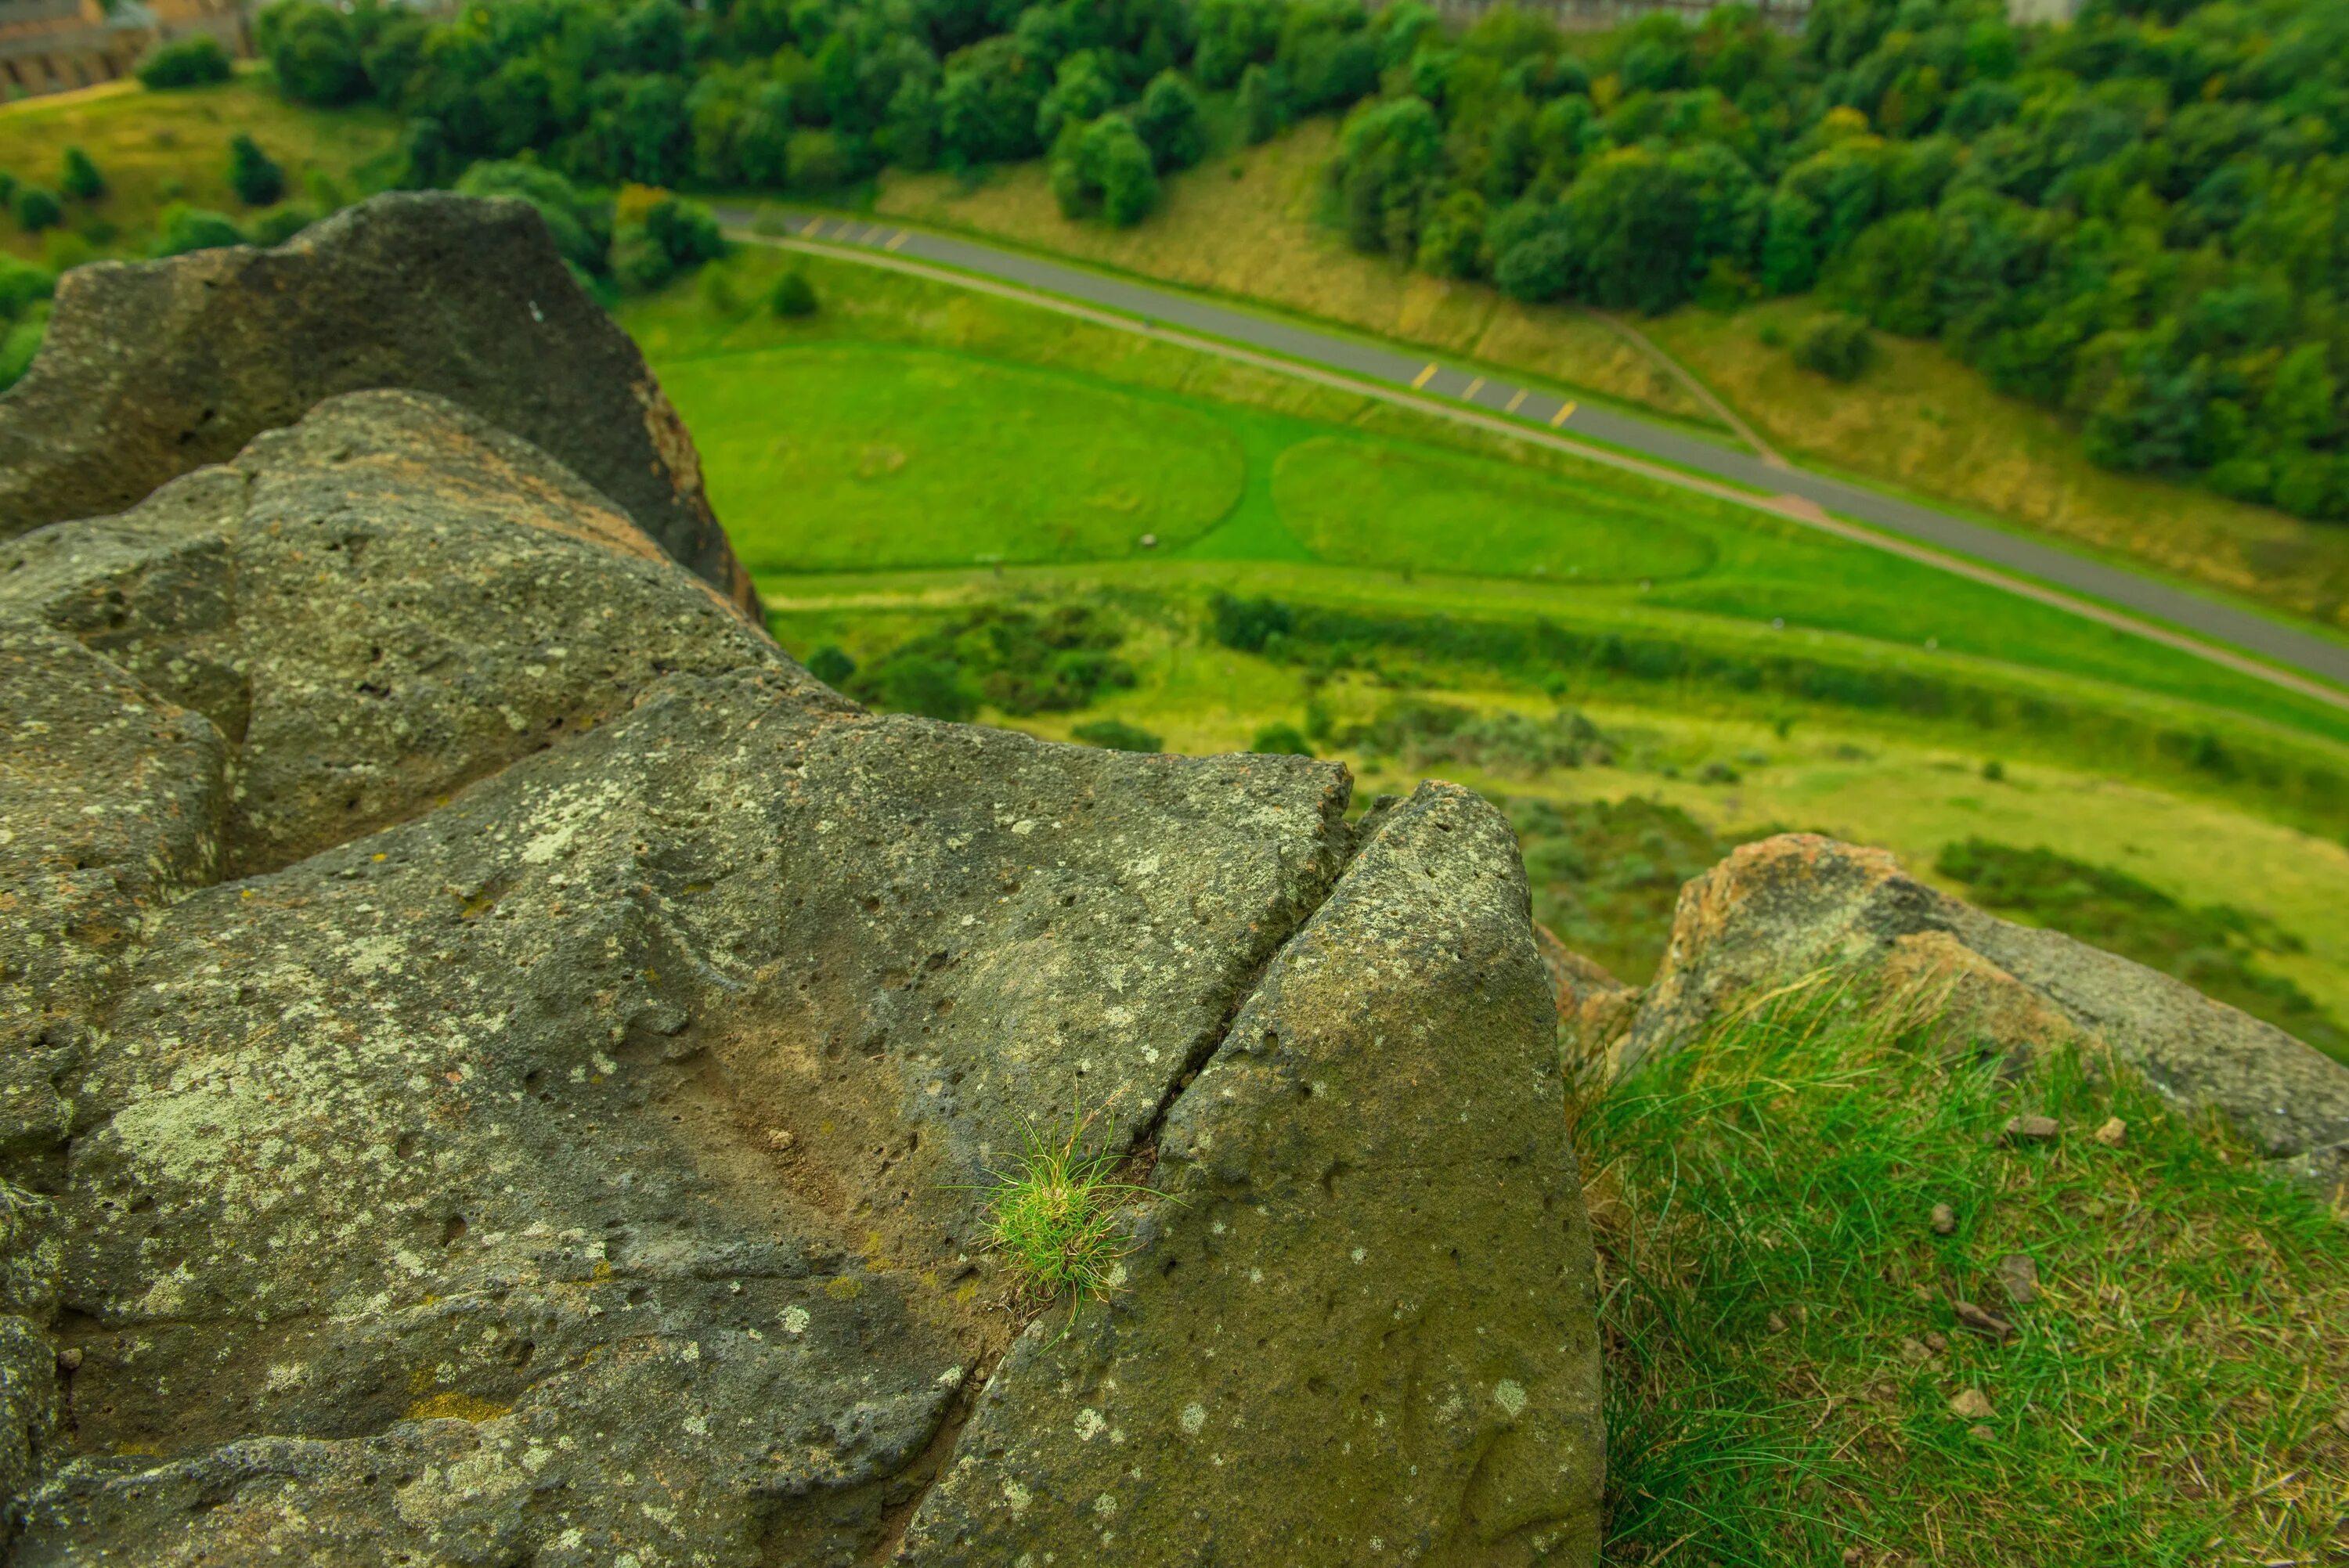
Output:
763,1127,796,1153
1899,1336,1931,1364
2003,1114,2060,1144
1929,1203,1956,1235
56,1346,82,1372
1923,1331,1948,1354
1842,1548,1866,1566
1968,1423,1996,1443
1138,533,1158,549
1948,1387,1995,1420
1766,1311,1788,1334
1995,1253,2040,1305
2093,1117,2127,1148
1951,1299,2014,1341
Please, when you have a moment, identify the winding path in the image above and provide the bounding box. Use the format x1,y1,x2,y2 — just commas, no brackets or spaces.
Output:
719,207,2349,713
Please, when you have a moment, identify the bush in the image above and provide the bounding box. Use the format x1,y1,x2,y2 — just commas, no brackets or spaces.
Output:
849,605,1134,719
150,203,246,257
1049,116,1160,227
248,203,319,246
0,302,49,393
770,269,817,317
13,187,63,233
609,187,725,293
453,160,611,273
1207,592,1294,652
804,645,855,686
1249,722,1312,756
137,34,233,89
0,256,55,319
1071,719,1163,752
60,146,104,201
226,133,286,207
1793,315,1877,383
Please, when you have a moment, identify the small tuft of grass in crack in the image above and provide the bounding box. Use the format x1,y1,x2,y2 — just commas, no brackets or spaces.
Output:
978,1110,1159,1328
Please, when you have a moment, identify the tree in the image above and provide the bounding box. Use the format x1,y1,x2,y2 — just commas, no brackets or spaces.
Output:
136,34,233,89
454,160,612,273
1052,115,1160,226
227,133,287,207
1235,62,1285,145
60,146,103,201
770,268,817,316
13,187,62,234
1133,70,1204,171
255,0,370,106
1249,722,1312,756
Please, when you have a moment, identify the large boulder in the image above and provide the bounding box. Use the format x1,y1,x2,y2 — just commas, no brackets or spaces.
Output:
1611,834,2349,1199
0,394,1604,1563
0,192,760,619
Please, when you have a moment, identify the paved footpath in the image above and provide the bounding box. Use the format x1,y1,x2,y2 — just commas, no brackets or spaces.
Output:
719,207,2349,708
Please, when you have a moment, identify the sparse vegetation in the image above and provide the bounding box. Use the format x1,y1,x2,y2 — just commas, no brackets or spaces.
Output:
1071,718,1163,752
1583,977,2349,1563
980,1113,1153,1318
843,604,1136,723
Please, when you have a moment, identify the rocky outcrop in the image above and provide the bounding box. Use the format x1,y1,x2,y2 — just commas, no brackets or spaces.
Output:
0,192,760,618
0,387,1604,1560
1607,834,2349,1199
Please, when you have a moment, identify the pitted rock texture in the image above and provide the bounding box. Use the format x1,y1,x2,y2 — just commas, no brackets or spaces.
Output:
0,396,1604,1564
900,785,1605,1566
1621,834,2349,1199
0,191,760,618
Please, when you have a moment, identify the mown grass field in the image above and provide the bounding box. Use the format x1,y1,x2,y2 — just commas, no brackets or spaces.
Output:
636,246,2349,755
868,116,2349,637
0,73,398,265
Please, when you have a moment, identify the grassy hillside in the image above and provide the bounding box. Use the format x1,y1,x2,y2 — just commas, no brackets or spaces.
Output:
869,120,2349,637
619,249,2349,1052
1586,982,2348,1563
0,74,398,267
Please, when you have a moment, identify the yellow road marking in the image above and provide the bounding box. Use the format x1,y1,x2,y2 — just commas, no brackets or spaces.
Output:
885,230,908,252
1549,400,1578,428
1410,362,1438,389
1503,387,1527,413
1462,377,1485,400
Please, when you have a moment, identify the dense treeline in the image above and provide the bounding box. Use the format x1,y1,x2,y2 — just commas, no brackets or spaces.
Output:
240,0,2349,519
1327,0,2349,517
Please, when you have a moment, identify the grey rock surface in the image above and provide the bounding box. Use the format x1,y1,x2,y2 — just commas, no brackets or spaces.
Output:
900,784,1605,1566
0,191,761,618
0,395,1604,1564
1621,834,2349,1199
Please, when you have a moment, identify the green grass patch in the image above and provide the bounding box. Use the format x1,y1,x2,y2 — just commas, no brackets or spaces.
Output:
1509,795,1744,986
1269,434,1715,583
1584,980,2349,1564
658,342,1244,571
980,1114,1153,1321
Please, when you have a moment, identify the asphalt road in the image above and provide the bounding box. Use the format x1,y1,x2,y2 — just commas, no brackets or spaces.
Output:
718,207,2349,705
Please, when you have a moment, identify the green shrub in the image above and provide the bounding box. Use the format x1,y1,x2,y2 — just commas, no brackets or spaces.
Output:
850,604,1134,719
0,301,50,392
803,645,855,686
1507,795,1743,982
137,34,233,89
1350,699,1607,777
1070,719,1162,752
1794,315,1877,383
60,146,103,201
610,189,725,293
1049,115,1160,228
226,133,286,207
453,160,611,274
248,203,319,246
150,203,247,257
1249,722,1312,756
13,186,62,233
1235,63,1286,146
0,256,55,319
770,269,817,317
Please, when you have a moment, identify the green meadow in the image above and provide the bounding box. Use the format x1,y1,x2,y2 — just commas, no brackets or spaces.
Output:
619,242,2349,1054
